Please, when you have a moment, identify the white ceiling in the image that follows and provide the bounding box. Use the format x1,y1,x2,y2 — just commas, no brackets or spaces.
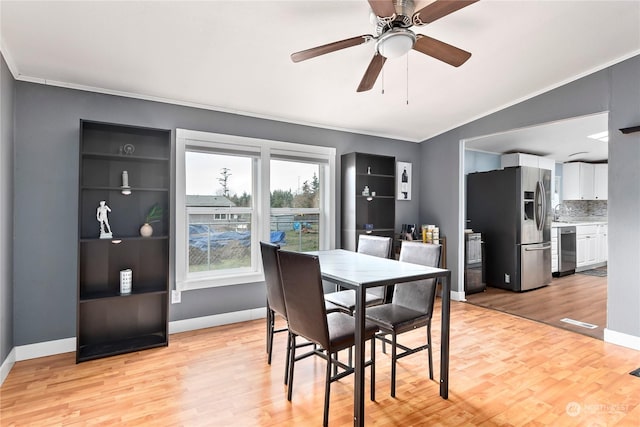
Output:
466,112,609,163
1,1,639,142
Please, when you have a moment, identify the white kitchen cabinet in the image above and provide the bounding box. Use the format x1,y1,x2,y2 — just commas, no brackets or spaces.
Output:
597,224,608,262
563,162,595,200
594,164,608,200
576,224,605,269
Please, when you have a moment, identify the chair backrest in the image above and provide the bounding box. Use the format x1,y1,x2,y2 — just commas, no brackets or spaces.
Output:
260,241,287,319
357,234,392,258
358,235,393,299
277,250,330,350
394,241,442,315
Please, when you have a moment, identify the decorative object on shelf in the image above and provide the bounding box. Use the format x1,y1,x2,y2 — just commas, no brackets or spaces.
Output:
397,161,412,200
120,170,131,195
140,203,163,237
119,269,132,294
367,166,372,174
123,143,135,155
96,200,113,239
371,191,376,196
362,185,370,196
401,224,417,240
364,223,374,231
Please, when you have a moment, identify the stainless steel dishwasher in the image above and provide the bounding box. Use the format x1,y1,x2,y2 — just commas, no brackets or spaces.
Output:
557,226,576,276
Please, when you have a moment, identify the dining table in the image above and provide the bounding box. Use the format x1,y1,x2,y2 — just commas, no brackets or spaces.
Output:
311,249,452,427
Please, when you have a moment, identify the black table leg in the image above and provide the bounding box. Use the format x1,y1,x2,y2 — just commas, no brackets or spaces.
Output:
439,271,451,399
353,285,365,426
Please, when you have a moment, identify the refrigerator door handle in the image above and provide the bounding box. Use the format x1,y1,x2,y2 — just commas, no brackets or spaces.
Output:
525,245,552,251
535,180,545,231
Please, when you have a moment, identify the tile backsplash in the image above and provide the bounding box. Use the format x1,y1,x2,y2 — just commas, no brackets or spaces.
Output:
561,200,608,220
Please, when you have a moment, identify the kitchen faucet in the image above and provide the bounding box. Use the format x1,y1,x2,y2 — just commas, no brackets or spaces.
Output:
553,203,567,221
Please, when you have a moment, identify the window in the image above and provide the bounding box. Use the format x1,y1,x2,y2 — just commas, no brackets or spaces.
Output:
176,129,336,290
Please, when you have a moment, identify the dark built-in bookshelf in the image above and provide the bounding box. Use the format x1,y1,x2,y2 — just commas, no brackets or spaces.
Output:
341,152,396,252
77,120,171,362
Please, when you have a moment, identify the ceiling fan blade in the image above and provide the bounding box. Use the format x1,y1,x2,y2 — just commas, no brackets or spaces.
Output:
357,54,387,92
291,35,373,63
413,34,471,67
368,0,396,19
413,0,479,26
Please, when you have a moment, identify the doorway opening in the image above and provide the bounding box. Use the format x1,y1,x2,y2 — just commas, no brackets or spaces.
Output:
458,112,609,340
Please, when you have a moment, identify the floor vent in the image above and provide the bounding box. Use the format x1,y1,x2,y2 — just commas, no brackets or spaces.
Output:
631,368,640,378
560,318,598,329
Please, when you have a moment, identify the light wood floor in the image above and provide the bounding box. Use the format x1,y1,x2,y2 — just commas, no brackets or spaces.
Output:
2,301,639,426
466,272,607,340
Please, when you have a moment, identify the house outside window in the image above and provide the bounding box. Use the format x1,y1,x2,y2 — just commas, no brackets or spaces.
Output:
176,129,336,290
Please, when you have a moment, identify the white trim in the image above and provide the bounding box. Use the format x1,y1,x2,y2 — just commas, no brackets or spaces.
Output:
14,337,75,361
604,328,640,351
168,308,267,334
451,290,466,302
458,138,466,294
0,347,16,386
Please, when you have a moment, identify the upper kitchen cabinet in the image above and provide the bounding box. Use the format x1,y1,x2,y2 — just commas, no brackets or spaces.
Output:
593,164,608,200
563,162,607,200
501,153,555,171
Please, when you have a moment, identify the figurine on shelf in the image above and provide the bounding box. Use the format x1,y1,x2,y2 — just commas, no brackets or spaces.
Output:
97,200,113,239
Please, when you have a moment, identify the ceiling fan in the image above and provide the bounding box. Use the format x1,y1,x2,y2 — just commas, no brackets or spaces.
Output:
290,0,478,92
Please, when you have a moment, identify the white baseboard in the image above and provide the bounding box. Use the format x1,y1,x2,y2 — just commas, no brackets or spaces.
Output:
604,328,640,351
168,307,267,334
15,337,76,361
0,347,16,386
451,290,466,302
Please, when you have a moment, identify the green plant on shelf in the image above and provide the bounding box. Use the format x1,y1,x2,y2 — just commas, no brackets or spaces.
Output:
145,203,163,224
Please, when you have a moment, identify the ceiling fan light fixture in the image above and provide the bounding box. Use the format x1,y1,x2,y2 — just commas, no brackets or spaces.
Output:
376,28,416,59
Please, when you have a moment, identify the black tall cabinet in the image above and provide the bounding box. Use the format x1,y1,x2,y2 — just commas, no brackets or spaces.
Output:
77,120,171,362
341,152,396,251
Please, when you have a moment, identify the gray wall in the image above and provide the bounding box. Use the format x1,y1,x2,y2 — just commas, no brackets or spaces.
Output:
419,55,640,339
1,54,15,362
12,81,421,346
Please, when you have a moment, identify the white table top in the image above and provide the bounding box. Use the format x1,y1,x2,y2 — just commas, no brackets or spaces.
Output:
309,249,448,289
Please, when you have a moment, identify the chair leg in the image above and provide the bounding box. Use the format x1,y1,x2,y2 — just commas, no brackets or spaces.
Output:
391,332,397,398
287,335,296,401
284,332,292,385
370,336,376,402
267,309,275,365
323,355,332,427
427,323,434,380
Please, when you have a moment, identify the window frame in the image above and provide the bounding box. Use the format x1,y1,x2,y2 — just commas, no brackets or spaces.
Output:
176,129,336,290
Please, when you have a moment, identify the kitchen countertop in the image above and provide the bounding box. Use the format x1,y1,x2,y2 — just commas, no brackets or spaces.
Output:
552,220,607,227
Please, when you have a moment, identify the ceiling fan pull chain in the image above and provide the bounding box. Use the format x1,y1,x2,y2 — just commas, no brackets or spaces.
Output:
381,68,385,95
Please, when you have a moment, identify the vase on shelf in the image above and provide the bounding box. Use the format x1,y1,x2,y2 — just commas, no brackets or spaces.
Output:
140,223,153,237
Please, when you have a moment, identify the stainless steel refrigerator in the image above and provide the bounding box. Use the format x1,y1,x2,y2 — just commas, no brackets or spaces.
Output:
466,166,551,292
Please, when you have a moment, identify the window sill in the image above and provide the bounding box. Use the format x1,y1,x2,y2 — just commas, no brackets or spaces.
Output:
178,272,265,291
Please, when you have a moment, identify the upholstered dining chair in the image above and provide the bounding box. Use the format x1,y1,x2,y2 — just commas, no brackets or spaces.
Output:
260,242,345,385
324,234,392,312
277,250,378,427
365,240,442,398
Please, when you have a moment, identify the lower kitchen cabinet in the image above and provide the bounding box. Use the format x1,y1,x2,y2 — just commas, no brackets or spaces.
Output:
576,224,606,270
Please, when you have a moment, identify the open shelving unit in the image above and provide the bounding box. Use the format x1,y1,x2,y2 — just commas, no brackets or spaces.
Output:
341,152,396,252
77,120,171,363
